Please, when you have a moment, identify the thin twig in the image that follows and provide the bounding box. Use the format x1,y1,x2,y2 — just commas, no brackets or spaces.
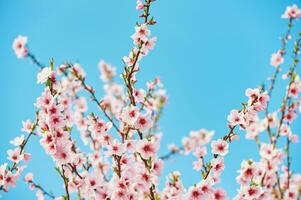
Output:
0,115,38,191
27,52,45,69
265,18,294,143
274,36,301,146
27,180,55,199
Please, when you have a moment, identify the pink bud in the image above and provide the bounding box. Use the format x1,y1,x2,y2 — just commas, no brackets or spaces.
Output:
24,173,34,182
23,153,31,161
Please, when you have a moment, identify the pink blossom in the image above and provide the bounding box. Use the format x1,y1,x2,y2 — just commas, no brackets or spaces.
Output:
24,173,34,183
104,82,124,97
0,163,8,186
282,4,301,19
23,153,31,161
188,186,204,200
12,35,28,58
107,140,125,156
182,129,214,153
245,88,260,100
138,170,155,190
211,157,225,174
136,0,144,10
245,121,263,139
36,190,45,200
74,97,88,112
36,87,53,109
213,189,227,200
236,160,258,185
98,60,116,82
211,139,229,156
243,185,262,199
245,88,269,111
193,146,207,158
3,171,17,191
133,88,146,103
134,114,152,132
53,140,73,165
88,116,109,133
21,120,34,133
199,180,214,198
10,135,25,146
72,63,86,79
288,82,300,98
47,101,63,116
84,170,103,190
49,114,65,128
227,109,245,127
289,134,299,143
120,106,139,125
284,110,297,123
264,111,279,128
193,159,203,171
259,143,276,160
153,159,163,175
141,37,157,55
132,24,150,44
7,148,24,164
167,143,180,153
123,48,140,67
146,80,156,90
37,67,52,84
137,139,157,159
270,51,284,67
280,124,292,136
284,186,299,200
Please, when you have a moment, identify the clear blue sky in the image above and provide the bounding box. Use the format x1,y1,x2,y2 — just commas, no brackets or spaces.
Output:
0,0,300,199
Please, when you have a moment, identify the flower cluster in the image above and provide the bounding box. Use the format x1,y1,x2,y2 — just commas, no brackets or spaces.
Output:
0,120,34,191
1,2,301,200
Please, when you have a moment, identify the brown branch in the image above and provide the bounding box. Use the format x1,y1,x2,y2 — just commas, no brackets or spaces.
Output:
123,0,155,107
159,146,184,160
276,171,283,199
113,155,122,178
65,63,123,137
68,163,83,179
27,52,45,69
149,184,156,200
58,165,70,200
267,18,293,98
265,18,294,143
274,35,301,146
286,136,291,189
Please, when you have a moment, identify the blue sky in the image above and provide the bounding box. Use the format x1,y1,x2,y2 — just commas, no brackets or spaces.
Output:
0,0,301,199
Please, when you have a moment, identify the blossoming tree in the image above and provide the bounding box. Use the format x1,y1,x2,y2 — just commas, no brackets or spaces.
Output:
1,1,301,199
